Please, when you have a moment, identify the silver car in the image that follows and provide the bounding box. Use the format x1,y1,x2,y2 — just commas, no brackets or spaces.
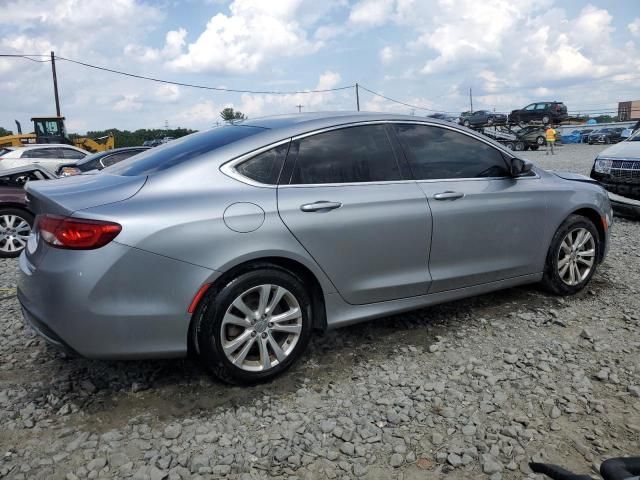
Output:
18,112,612,384
0,144,88,172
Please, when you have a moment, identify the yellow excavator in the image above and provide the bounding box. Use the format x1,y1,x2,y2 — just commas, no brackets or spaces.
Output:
0,116,114,153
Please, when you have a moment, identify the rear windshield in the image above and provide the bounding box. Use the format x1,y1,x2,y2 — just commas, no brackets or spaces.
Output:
107,125,265,176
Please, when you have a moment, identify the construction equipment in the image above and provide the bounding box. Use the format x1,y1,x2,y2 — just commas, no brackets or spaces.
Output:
0,116,114,153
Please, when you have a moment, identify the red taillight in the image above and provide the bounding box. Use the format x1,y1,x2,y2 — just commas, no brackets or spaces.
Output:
36,214,122,249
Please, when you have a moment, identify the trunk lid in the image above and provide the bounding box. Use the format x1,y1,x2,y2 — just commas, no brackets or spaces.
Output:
25,173,147,216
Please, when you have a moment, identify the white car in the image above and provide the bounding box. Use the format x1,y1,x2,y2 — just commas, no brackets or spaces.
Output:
0,144,88,172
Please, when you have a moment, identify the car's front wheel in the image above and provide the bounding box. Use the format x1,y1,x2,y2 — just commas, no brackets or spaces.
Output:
541,215,600,295
194,267,312,384
463,119,470,127
0,208,34,258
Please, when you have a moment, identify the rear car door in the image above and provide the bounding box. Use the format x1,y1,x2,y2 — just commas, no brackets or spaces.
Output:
277,123,433,305
392,123,548,293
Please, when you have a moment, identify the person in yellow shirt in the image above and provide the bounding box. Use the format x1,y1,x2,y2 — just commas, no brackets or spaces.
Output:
545,125,556,155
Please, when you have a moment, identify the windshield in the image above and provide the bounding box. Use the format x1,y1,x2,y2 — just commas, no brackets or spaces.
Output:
106,125,265,176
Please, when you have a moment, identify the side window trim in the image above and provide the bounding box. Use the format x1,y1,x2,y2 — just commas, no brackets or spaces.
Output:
221,138,292,188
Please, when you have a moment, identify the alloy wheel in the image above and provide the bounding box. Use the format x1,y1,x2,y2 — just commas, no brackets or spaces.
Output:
0,214,31,254
557,228,595,286
220,284,302,372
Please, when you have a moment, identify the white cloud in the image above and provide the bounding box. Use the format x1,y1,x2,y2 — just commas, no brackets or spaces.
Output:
629,18,640,37
380,46,394,64
125,28,187,63
155,84,182,102
348,0,394,27
166,0,323,74
113,94,143,112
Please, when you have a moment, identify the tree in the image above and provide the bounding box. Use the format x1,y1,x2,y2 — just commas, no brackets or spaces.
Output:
220,107,246,122
0,127,13,136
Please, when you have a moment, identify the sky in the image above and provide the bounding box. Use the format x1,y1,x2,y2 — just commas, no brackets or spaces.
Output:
1,0,639,134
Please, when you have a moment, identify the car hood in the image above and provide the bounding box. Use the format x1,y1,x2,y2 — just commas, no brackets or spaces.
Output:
597,141,640,160
25,173,147,216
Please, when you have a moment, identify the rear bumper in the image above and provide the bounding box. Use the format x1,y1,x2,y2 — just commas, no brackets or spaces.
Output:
18,242,218,359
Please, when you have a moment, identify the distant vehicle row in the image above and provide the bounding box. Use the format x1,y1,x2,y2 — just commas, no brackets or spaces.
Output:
430,101,569,128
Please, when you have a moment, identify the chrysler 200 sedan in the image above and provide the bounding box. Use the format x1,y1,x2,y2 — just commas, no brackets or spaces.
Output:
18,112,612,384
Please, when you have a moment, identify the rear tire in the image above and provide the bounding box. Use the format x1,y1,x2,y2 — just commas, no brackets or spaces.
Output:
0,208,34,258
541,215,600,296
514,141,525,151
194,268,312,385
536,136,545,146
463,120,470,127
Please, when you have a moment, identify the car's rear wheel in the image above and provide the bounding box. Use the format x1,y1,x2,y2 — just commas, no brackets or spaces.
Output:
536,136,545,145
514,141,525,151
194,268,312,384
541,215,600,295
505,142,515,150
0,208,34,258
463,119,470,127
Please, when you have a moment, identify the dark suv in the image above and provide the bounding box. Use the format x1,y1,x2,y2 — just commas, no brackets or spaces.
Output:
509,102,568,125
459,110,508,128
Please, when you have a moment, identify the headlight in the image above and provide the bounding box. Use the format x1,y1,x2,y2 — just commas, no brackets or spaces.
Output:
594,158,612,174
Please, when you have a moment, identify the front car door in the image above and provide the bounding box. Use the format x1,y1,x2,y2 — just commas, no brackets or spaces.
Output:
521,104,536,122
277,124,433,305
392,123,548,293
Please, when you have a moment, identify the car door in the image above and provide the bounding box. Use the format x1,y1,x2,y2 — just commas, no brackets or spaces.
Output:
277,123,433,305
521,104,536,122
21,148,58,168
392,123,548,293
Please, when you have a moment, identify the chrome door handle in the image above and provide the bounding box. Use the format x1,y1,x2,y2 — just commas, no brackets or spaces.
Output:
300,201,342,212
433,191,464,200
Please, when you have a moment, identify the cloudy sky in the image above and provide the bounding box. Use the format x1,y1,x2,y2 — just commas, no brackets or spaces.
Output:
1,0,639,133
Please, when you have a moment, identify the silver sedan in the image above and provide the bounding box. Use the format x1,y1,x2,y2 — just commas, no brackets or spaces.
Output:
18,112,612,384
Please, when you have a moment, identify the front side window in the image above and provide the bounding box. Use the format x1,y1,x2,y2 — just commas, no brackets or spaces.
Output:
393,124,510,180
290,125,401,184
524,104,536,111
235,143,288,185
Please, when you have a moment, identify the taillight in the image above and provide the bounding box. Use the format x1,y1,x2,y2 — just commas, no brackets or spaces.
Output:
36,214,121,249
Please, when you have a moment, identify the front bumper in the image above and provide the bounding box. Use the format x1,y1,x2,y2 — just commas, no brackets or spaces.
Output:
18,241,217,359
590,170,640,202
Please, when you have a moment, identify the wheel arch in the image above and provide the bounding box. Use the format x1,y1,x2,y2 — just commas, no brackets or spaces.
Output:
0,204,33,216
187,256,328,355
568,207,606,262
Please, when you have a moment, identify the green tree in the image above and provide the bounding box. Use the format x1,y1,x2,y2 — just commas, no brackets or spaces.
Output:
593,115,617,124
0,127,13,136
220,107,246,122
82,127,197,147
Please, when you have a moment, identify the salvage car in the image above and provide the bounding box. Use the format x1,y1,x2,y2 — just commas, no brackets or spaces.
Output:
590,129,640,217
515,126,547,150
19,112,612,384
509,102,568,125
0,165,56,257
0,144,87,172
56,146,150,176
587,127,625,145
459,110,508,128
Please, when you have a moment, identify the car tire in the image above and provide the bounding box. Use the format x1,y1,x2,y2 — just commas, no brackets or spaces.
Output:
0,208,34,258
514,141,525,151
505,142,515,150
463,120,470,127
487,117,494,126
542,115,550,124
194,267,312,385
536,136,545,146
541,215,600,296
605,137,611,144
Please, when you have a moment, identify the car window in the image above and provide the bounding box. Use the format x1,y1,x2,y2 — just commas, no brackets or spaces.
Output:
22,147,61,159
535,103,547,110
100,151,139,168
108,126,264,176
62,148,86,160
524,104,535,111
289,125,401,185
235,143,288,185
393,124,510,180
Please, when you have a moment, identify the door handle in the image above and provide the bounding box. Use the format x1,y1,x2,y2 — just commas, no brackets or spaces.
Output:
300,201,342,212
433,191,464,201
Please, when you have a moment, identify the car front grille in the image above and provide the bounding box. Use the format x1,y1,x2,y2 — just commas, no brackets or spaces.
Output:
611,160,640,183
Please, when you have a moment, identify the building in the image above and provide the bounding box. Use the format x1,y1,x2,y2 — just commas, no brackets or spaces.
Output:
618,100,640,121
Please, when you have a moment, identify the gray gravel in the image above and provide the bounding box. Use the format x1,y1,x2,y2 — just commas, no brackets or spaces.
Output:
1,144,639,479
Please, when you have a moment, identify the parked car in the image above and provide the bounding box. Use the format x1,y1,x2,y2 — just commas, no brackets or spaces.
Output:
56,147,150,176
580,129,596,143
587,128,625,145
19,112,612,384
0,164,56,257
0,144,88,172
142,139,163,147
509,102,568,125
590,129,640,217
515,126,547,150
459,110,508,128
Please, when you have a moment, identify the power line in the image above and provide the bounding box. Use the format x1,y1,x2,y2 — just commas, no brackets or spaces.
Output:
358,84,459,114
0,54,51,63
53,55,355,95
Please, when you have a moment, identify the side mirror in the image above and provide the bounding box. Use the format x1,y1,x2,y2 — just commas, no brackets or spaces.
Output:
510,158,533,177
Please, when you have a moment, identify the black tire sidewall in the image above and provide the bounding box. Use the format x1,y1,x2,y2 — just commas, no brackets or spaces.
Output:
195,268,312,384
542,215,600,295
0,208,34,258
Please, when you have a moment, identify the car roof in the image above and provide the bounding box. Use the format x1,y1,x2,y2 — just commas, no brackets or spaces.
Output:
18,143,85,150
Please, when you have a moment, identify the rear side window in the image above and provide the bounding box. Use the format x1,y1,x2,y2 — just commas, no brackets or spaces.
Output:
235,143,288,185
107,126,265,176
22,148,61,159
290,125,401,184
100,151,139,168
394,124,509,180
62,148,85,160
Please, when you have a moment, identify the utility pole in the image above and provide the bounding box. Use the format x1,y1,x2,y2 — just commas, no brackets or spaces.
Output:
296,104,303,113
469,87,473,113
50,51,61,116
355,83,360,111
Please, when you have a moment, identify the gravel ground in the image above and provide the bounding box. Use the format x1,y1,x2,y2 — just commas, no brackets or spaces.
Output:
1,144,639,480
